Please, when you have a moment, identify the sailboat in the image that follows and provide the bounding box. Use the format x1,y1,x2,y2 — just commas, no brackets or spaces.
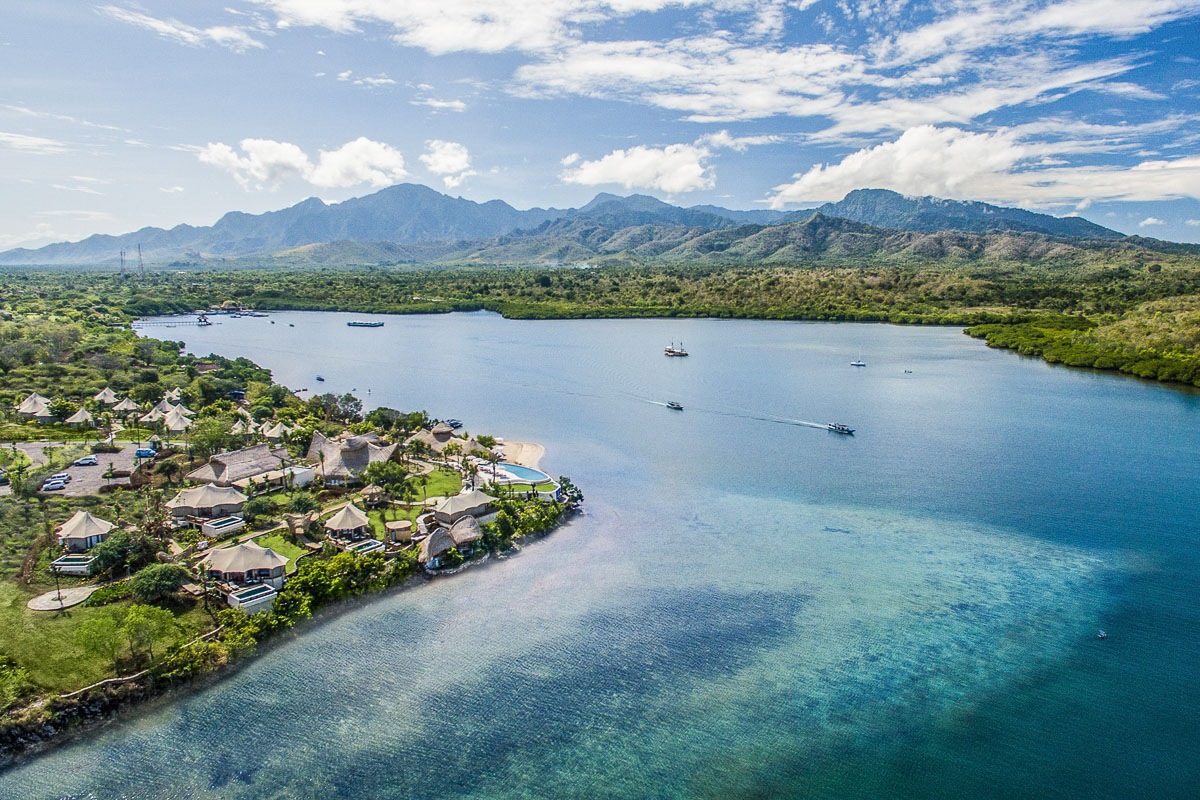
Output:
850,349,866,367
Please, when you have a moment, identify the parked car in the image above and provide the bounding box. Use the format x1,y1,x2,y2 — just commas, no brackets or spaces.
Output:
49,472,71,482
134,448,157,458
73,455,99,466
40,480,67,492
446,419,464,428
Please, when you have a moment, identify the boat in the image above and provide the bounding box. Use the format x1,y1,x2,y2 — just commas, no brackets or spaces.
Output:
446,419,463,428
827,422,854,434
664,342,689,357
288,323,295,327
347,321,384,328
1097,630,1107,639
666,401,684,410
315,375,325,382
850,349,866,367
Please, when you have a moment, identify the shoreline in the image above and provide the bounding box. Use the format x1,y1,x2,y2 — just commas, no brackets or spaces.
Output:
501,441,545,470
0,501,580,772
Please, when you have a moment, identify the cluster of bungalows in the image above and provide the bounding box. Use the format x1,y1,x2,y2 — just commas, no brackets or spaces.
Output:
413,489,498,569
12,386,194,431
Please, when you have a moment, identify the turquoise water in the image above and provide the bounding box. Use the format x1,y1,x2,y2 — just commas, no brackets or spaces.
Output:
500,463,552,483
5,311,1199,799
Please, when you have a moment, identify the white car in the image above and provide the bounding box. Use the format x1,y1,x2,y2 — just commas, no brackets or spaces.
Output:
73,455,99,466
40,480,67,492
49,472,72,482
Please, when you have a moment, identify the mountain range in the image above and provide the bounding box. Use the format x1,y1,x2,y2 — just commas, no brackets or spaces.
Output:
0,184,1150,267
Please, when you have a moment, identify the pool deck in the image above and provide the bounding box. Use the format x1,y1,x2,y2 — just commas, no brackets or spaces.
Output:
502,441,544,470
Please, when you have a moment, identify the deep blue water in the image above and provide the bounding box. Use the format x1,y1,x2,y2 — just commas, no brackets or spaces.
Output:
4,311,1198,799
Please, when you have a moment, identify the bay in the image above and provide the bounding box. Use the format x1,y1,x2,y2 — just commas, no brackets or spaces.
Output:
4,311,1198,799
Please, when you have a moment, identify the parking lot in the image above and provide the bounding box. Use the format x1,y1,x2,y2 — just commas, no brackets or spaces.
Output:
0,441,145,497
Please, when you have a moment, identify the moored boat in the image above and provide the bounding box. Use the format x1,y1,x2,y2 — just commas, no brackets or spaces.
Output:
347,321,384,328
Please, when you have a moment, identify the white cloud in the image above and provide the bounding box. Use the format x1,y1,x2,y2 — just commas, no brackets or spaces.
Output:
354,74,396,87
1186,219,1200,226
0,223,59,249
251,0,740,55
767,124,1200,208
198,139,311,189
1139,217,1165,227
0,131,67,154
97,6,265,52
560,142,715,193
160,186,185,193
51,183,104,196
410,98,467,112
419,140,477,188
199,137,407,189
309,137,408,187
2,104,127,132
337,70,353,80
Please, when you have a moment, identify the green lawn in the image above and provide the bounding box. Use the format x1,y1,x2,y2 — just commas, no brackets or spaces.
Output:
415,468,463,500
250,532,306,570
498,482,557,494
0,582,215,694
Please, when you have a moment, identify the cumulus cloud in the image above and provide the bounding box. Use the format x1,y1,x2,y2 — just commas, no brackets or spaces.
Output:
160,186,185,193
0,131,67,154
1187,219,1200,226
419,140,476,188
97,6,265,52
197,137,407,189
0,223,59,249
1139,217,1165,226
560,143,715,193
768,125,1200,208
560,128,778,193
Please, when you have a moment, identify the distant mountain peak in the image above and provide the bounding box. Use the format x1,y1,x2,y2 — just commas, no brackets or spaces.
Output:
814,188,1124,239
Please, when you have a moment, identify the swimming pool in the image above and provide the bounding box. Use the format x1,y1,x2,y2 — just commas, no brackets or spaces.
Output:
499,463,552,484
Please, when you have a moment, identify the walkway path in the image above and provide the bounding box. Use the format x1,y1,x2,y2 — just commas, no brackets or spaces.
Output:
27,585,99,611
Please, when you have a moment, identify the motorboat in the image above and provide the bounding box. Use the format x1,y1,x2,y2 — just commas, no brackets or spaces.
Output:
347,321,384,328
827,422,854,434
666,401,684,410
315,375,325,382
664,342,689,357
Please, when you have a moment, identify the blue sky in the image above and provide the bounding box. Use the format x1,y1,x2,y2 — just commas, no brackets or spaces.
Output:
3,0,1200,249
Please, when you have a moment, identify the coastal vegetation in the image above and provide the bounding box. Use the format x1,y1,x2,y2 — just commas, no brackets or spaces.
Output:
0,280,582,763
5,256,1194,387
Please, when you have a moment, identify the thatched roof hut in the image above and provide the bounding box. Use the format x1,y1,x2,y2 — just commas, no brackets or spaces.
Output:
112,397,139,412
361,484,386,506
93,387,119,404
187,443,291,486
306,430,400,484
449,515,483,547
384,519,413,543
418,527,456,564
163,408,193,432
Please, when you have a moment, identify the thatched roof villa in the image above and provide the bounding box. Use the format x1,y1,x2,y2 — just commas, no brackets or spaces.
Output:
187,443,291,486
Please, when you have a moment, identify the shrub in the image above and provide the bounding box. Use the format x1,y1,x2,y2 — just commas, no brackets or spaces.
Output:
130,563,190,604
85,580,132,606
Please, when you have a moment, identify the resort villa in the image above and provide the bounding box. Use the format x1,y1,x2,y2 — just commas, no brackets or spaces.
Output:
306,431,402,486
15,392,54,423
186,443,292,487
65,408,94,427
418,527,456,568
325,503,370,541
201,541,289,589
433,489,498,525
57,510,115,552
201,541,289,613
167,484,247,523
405,423,486,457
449,516,483,555
93,387,119,404
112,397,139,414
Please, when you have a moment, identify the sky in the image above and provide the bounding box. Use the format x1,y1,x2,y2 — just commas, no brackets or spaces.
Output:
2,0,1200,249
